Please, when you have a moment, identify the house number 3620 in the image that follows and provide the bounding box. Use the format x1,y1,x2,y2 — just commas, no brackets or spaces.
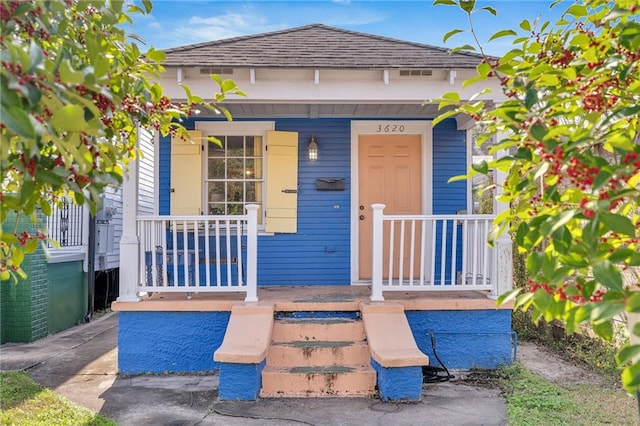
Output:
376,124,405,133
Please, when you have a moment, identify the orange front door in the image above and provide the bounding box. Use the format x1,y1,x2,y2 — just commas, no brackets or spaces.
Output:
358,134,422,280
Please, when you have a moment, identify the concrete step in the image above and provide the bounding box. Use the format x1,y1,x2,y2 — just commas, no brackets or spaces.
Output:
260,365,377,397
271,318,365,343
267,340,371,367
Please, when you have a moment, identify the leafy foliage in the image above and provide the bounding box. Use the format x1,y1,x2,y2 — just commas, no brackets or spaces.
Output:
433,0,640,392
0,0,245,281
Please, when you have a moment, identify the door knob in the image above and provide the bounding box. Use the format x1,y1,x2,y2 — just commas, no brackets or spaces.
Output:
359,205,365,210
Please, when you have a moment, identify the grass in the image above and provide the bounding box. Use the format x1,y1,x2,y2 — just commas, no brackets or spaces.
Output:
499,363,638,426
0,371,115,426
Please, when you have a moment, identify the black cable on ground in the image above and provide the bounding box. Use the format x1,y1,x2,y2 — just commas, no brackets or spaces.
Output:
422,332,455,383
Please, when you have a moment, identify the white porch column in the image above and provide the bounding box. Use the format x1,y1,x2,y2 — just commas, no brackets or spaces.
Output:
370,204,385,302
117,141,141,302
244,204,259,302
491,143,513,298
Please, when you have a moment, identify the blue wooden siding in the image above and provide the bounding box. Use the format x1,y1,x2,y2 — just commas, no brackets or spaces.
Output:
432,119,467,284
157,117,467,286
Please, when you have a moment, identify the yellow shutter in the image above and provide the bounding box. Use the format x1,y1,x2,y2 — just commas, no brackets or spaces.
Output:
265,130,298,233
170,130,202,215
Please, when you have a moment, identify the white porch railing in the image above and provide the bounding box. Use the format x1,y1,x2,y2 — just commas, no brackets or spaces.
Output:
136,205,258,302
370,204,497,301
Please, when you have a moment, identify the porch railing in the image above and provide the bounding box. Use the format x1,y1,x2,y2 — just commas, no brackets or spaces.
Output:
136,205,258,302
371,204,496,301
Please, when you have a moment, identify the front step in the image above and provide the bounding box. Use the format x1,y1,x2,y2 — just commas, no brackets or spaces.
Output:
261,365,376,397
271,318,366,342
261,315,376,398
267,340,370,367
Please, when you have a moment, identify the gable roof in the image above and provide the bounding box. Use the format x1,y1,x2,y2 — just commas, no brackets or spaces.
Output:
162,24,483,69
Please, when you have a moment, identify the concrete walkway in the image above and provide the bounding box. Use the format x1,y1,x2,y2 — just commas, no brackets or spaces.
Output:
1,313,507,425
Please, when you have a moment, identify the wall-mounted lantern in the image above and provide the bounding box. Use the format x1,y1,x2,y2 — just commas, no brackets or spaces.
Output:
308,135,318,161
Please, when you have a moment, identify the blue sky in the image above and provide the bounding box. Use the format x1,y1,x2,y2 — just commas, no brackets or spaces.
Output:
128,1,564,55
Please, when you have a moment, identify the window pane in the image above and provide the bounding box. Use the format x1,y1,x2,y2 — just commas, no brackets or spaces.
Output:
208,159,225,179
247,136,262,158
228,204,244,215
246,182,257,202
208,182,225,203
227,158,243,179
209,137,225,158
208,204,224,215
227,182,243,202
227,136,244,157
245,159,262,179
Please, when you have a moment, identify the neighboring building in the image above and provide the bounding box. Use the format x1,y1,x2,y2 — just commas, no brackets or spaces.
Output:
0,128,155,343
113,24,514,401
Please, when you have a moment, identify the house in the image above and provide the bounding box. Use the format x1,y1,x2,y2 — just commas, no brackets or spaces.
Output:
111,24,513,401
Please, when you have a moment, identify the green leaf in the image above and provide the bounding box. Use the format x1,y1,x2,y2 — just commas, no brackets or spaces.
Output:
441,91,461,102
471,160,488,174
627,293,640,313
451,44,477,53
146,48,166,62
447,174,470,183
141,0,153,13
59,60,84,85
480,6,496,16
621,361,640,390
40,199,52,216
551,226,572,255
27,41,44,74
566,4,588,17
489,29,517,41
591,301,625,324
600,213,636,237
609,248,636,264
50,105,89,132
592,261,623,291
520,19,531,32
443,29,464,43
497,288,521,306
20,180,35,205
459,0,475,13
530,123,546,141
432,0,457,5
0,104,36,138
592,320,614,341
477,61,491,77
12,247,24,267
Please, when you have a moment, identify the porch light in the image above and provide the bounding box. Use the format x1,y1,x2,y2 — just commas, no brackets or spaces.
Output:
308,135,318,161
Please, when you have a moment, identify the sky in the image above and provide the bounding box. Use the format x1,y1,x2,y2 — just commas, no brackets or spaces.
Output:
128,0,566,56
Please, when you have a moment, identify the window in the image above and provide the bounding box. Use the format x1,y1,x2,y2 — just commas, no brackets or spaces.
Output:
205,135,264,220
47,199,84,247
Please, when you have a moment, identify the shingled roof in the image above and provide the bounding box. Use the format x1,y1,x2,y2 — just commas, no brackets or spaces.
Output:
162,24,484,69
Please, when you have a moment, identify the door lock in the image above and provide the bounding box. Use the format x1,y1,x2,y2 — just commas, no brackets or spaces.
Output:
359,205,365,210
359,215,365,221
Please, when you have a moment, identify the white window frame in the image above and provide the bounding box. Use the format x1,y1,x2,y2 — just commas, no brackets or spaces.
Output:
195,121,275,229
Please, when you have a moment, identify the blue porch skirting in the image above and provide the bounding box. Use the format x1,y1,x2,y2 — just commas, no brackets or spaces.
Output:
118,311,230,374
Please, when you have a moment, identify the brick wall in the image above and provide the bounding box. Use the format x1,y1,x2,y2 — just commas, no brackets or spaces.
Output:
1,212,48,343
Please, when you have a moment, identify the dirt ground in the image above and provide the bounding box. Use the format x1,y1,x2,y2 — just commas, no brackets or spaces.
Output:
517,340,611,386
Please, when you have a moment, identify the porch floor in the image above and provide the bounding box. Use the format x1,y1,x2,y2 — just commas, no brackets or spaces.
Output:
111,286,508,312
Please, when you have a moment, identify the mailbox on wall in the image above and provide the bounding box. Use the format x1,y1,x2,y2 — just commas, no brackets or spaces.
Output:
316,178,346,191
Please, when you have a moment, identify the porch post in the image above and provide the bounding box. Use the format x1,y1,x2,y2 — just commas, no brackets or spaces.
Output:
244,204,259,302
117,134,141,303
491,145,513,298
371,204,385,302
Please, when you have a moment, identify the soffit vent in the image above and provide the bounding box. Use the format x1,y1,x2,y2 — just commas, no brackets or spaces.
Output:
399,69,433,77
200,67,234,75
